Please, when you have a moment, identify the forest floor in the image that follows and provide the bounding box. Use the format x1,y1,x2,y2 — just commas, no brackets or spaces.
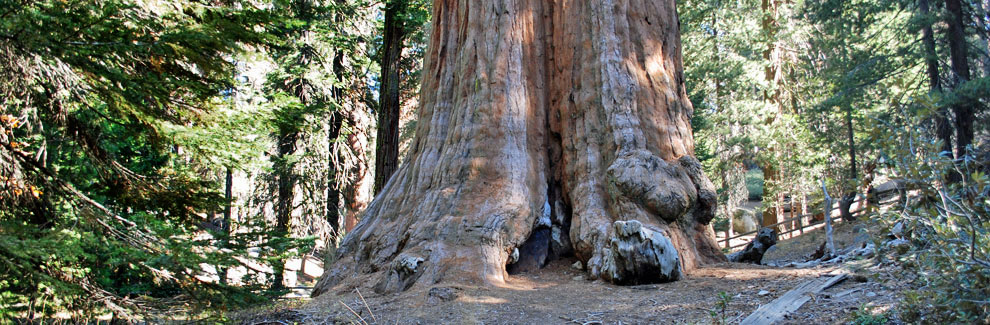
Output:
241,220,913,324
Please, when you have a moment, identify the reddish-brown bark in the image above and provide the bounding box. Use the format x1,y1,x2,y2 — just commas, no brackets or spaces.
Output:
314,0,724,297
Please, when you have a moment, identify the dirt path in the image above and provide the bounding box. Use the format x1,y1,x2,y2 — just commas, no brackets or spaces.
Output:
245,262,839,324
242,221,907,324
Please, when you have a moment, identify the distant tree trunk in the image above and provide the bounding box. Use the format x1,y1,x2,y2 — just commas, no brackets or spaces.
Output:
273,129,297,290
839,105,857,221
761,168,778,228
761,0,782,229
945,0,975,159
219,167,233,285
374,0,408,194
979,0,990,76
856,161,876,211
330,1,373,233
327,48,346,236
327,112,343,234
920,0,951,154
342,109,372,232
313,0,724,296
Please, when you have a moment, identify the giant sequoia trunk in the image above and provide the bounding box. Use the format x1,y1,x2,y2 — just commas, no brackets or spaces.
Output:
313,0,724,296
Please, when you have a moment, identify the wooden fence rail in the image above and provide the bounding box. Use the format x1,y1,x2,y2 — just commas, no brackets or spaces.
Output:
722,198,867,250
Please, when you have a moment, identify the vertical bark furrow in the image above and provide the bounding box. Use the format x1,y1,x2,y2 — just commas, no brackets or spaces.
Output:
314,0,723,297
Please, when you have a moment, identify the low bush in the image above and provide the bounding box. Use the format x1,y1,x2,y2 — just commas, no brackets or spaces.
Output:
872,113,989,323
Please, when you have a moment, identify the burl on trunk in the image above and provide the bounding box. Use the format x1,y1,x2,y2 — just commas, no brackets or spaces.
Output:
313,0,725,297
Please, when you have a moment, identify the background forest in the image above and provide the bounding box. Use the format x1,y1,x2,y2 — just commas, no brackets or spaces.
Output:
0,0,987,322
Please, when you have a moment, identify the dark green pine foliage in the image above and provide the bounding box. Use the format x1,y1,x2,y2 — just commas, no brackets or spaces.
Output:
262,0,354,290
0,0,304,319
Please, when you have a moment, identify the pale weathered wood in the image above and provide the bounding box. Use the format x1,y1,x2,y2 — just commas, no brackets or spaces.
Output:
741,274,848,325
822,180,837,258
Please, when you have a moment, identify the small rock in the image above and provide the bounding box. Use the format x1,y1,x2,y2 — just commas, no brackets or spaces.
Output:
397,256,424,274
884,238,911,254
571,261,583,271
572,275,585,281
758,290,770,296
890,221,904,238
427,287,460,304
866,292,877,298
852,233,871,248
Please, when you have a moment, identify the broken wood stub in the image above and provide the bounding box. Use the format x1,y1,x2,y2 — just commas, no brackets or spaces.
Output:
728,227,778,264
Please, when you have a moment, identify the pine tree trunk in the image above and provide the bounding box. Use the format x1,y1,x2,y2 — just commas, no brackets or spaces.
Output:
273,130,297,290
332,2,373,232
760,0,782,230
761,167,778,227
327,111,343,234
840,104,857,221
919,0,951,154
342,108,373,232
327,47,346,235
374,0,408,194
219,167,233,285
313,0,724,296
945,0,975,159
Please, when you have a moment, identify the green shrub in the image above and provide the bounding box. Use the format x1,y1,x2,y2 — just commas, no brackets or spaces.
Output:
850,304,889,325
872,111,990,323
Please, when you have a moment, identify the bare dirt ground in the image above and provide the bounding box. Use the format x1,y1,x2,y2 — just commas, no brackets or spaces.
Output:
240,221,910,324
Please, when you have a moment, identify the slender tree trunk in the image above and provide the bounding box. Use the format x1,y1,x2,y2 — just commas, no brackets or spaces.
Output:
327,49,346,236
760,0,782,229
329,2,373,233
313,0,724,296
342,109,373,232
761,167,778,227
920,0,952,154
945,0,975,159
374,0,408,194
219,167,233,285
273,130,297,290
327,112,342,234
840,105,857,221
980,0,990,76
762,0,781,107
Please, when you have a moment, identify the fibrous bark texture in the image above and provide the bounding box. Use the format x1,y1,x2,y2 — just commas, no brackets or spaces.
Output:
313,0,725,297
373,0,408,195
341,105,373,232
